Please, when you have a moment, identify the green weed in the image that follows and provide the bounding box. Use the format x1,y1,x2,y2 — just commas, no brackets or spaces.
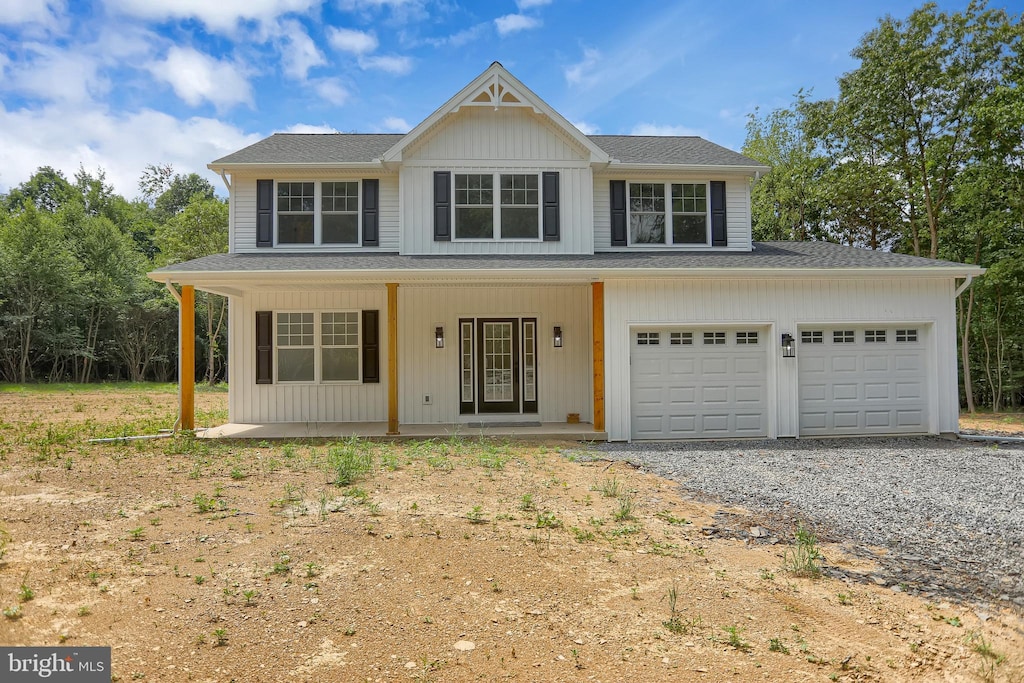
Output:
783,524,821,578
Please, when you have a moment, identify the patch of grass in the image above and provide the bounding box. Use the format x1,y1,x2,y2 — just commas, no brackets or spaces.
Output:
518,494,536,511
535,511,562,529
242,590,258,606
783,524,822,578
571,527,595,543
612,496,635,522
77,605,92,617
759,568,775,581
595,476,621,498
271,553,291,575
769,637,790,654
213,628,228,646
466,506,488,524
18,581,34,603
326,439,373,486
837,592,852,606
723,625,752,652
4,605,24,620
655,510,690,526
192,492,224,513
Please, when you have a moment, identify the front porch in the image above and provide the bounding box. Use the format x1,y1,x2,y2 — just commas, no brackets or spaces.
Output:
198,421,606,442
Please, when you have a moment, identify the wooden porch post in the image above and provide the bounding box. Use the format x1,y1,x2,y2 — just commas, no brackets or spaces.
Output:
592,282,605,432
180,285,195,431
387,282,399,435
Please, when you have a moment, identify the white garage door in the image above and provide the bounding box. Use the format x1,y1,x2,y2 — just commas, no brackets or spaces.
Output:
631,328,768,439
798,326,929,436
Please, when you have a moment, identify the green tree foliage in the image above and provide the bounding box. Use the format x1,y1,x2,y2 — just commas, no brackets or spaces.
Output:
747,1,1023,410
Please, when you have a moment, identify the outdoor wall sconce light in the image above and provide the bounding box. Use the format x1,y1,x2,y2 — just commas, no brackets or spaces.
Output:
435,326,444,349
553,326,563,348
781,333,796,358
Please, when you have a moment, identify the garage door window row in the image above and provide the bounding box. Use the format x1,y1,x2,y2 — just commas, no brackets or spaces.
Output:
636,330,761,346
801,328,920,345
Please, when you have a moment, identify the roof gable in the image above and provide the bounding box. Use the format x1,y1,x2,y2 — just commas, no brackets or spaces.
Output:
382,62,609,164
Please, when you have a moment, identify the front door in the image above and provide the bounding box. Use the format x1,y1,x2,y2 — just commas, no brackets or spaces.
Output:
459,317,538,415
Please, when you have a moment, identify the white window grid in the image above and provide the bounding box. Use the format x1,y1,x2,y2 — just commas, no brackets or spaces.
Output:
275,180,361,246
865,330,886,343
896,329,919,342
703,331,726,345
275,311,361,383
802,331,823,344
636,332,660,345
453,172,542,240
669,331,693,345
626,181,711,246
736,331,759,345
833,330,855,343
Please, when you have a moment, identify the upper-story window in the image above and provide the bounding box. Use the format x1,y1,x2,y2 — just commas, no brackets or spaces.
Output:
628,182,709,246
273,181,366,246
454,173,540,240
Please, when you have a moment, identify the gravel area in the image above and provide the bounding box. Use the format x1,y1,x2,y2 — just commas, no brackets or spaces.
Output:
596,436,1024,608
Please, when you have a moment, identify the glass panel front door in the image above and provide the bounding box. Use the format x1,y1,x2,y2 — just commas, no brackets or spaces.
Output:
477,319,519,413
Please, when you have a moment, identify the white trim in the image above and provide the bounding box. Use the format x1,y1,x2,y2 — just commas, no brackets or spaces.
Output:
625,180,712,247
273,309,363,385
274,180,363,247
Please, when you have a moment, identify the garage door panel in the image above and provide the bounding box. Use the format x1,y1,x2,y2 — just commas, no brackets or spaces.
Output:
865,410,893,428
799,326,929,436
631,329,768,439
700,358,728,375
831,355,858,372
864,383,891,400
832,383,859,401
863,355,890,372
701,386,730,404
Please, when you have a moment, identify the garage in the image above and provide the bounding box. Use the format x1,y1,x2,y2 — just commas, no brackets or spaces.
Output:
798,326,929,436
630,327,769,439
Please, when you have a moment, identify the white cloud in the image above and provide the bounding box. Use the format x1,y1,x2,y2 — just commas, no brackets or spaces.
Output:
278,123,337,133
629,123,702,136
148,46,252,110
314,78,350,105
357,54,413,75
278,19,326,79
0,101,259,197
380,116,409,132
571,120,599,135
564,47,600,86
0,0,64,26
4,43,106,104
494,14,540,36
327,27,379,55
103,0,320,33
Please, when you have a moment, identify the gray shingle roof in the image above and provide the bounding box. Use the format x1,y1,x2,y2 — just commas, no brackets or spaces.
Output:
153,241,977,275
590,136,764,167
210,133,765,168
211,134,402,165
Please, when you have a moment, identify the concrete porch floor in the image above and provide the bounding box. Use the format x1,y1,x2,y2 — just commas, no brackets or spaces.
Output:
197,421,607,442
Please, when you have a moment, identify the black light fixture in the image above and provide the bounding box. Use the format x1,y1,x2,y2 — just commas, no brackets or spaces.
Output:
435,326,444,349
781,333,796,358
553,326,563,348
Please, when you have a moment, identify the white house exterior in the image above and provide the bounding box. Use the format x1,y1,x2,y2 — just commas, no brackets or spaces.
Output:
151,62,981,441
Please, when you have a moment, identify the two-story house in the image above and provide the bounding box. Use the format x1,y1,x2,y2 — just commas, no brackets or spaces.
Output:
151,62,981,441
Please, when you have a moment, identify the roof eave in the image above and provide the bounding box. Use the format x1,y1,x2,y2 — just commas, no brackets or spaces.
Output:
600,162,771,175
208,161,387,174
149,264,985,286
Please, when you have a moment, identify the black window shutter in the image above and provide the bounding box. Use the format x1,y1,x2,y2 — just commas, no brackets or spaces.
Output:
610,180,627,246
362,310,380,383
710,180,727,247
362,179,379,247
256,311,273,384
433,172,451,241
256,180,273,247
542,171,560,241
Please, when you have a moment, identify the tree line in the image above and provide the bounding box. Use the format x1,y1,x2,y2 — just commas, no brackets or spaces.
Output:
742,1,1023,412
0,165,228,385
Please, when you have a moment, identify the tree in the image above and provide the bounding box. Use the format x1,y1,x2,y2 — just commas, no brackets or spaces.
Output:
742,97,829,241
156,196,229,385
4,166,81,214
155,173,217,219
829,1,1020,258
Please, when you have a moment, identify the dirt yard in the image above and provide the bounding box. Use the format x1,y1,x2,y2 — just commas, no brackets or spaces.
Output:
1,386,1021,682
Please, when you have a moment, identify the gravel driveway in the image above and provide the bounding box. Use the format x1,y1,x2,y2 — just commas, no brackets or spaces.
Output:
596,437,1024,608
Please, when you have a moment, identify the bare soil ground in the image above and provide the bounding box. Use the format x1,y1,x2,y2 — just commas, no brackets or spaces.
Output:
1,387,1021,682
959,412,1024,436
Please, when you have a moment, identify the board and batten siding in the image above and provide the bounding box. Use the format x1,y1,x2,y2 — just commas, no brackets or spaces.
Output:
592,174,752,251
397,285,592,424
399,165,593,255
404,106,589,162
229,288,388,424
230,174,399,253
602,278,958,441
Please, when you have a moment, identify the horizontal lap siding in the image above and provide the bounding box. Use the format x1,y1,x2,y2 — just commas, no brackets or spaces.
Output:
603,278,957,440
593,175,752,251
231,174,397,253
230,289,388,423
398,285,592,424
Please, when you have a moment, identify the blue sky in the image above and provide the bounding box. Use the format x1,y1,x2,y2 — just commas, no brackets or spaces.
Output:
0,0,980,198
